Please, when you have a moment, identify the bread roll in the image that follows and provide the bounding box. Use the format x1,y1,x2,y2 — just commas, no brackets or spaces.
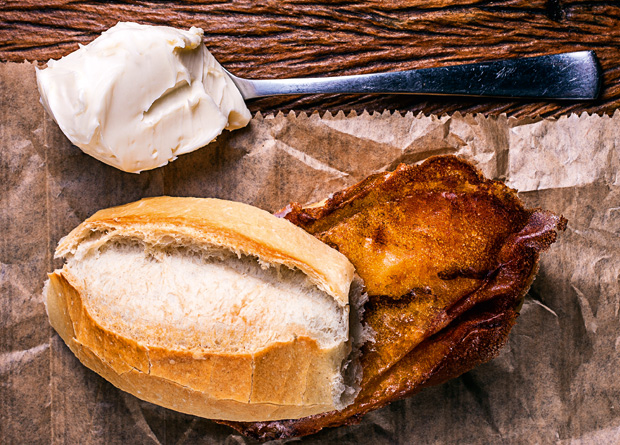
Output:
44,197,363,421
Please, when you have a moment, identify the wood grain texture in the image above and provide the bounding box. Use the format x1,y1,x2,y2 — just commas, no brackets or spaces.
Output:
1,0,618,117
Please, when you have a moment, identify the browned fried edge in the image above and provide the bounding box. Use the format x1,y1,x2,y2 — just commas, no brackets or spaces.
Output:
219,156,566,440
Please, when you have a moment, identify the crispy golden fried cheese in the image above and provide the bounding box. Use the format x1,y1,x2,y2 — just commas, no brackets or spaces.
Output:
221,155,566,440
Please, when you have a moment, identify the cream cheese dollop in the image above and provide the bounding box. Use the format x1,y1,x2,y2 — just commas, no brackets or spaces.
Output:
36,22,251,173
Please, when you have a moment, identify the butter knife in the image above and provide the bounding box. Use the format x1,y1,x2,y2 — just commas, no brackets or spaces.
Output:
226,51,600,100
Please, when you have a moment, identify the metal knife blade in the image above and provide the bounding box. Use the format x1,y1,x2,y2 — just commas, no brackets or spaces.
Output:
226,51,601,100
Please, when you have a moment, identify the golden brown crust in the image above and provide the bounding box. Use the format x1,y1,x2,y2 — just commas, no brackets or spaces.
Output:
56,196,354,306
225,156,566,439
45,270,348,421
46,197,358,421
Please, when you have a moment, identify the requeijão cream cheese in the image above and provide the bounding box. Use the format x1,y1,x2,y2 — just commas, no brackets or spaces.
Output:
36,22,251,173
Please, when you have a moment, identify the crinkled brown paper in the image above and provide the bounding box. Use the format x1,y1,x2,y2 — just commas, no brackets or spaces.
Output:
1,62,619,444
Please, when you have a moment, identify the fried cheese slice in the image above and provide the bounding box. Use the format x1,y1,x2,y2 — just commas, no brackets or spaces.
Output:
222,156,566,440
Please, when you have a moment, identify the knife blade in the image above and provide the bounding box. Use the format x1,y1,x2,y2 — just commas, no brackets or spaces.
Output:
227,51,601,100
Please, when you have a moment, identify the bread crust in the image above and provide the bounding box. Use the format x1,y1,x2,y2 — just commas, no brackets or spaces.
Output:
46,197,357,421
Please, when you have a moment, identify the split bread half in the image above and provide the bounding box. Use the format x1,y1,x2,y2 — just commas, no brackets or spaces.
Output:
44,196,364,421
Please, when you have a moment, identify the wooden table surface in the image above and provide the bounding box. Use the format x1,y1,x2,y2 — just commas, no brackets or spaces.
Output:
1,1,619,118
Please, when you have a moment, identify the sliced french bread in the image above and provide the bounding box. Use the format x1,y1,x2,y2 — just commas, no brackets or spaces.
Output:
44,197,364,421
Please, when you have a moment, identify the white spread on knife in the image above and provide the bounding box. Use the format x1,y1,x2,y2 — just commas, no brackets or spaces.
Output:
36,22,251,173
